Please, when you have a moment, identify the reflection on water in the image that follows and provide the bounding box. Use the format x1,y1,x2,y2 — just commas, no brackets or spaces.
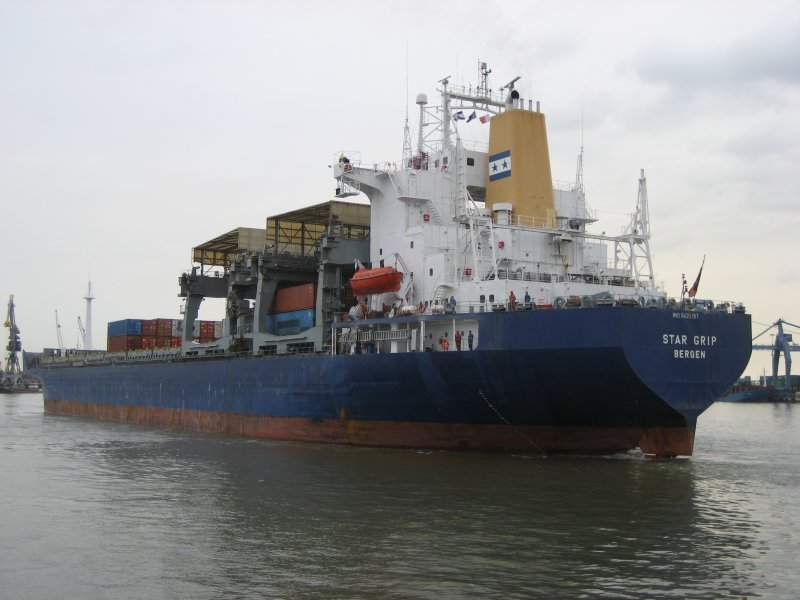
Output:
1,395,797,599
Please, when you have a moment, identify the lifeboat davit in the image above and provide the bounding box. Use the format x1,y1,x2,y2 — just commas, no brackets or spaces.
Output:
350,266,404,296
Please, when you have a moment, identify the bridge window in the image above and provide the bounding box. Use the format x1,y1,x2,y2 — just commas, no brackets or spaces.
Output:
467,157,475,166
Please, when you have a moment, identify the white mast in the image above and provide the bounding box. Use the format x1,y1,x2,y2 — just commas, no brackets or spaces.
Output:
83,281,94,351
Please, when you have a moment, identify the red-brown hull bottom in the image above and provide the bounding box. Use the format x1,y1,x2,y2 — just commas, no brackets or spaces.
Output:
43,399,695,457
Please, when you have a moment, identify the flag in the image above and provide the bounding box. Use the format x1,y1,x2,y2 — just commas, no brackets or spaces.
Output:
453,111,465,121
687,256,705,298
466,111,477,123
489,150,512,182
479,114,490,124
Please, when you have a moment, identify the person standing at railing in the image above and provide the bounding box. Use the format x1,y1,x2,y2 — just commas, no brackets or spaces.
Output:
509,290,517,311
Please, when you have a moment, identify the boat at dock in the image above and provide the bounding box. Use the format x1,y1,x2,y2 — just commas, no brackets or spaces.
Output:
25,63,752,457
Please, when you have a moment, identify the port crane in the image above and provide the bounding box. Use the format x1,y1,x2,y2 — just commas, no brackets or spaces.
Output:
77,316,87,350
3,295,23,389
752,319,800,390
54,310,65,354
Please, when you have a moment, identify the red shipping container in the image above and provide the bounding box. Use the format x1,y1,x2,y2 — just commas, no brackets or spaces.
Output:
170,337,182,347
156,335,171,348
107,335,141,352
156,318,173,337
141,336,157,349
142,319,158,337
271,283,316,314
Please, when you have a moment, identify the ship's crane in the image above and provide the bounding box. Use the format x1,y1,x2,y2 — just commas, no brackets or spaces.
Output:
752,319,800,390
3,295,23,389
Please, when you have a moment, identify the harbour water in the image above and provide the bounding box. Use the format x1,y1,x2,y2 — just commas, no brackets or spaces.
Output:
1,394,797,599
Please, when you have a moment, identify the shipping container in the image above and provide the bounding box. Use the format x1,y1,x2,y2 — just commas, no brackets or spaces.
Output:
265,309,315,335
141,336,157,350
107,335,142,352
156,335,172,348
199,321,216,338
170,337,182,348
107,319,143,338
142,319,158,337
271,283,316,314
156,318,173,337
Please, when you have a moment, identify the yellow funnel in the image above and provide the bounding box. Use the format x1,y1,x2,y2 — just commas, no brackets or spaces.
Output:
486,109,555,227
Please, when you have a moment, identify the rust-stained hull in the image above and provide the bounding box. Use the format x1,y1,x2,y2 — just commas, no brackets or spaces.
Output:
44,399,695,457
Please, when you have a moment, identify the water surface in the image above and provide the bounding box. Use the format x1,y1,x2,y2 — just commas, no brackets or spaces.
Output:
1,395,797,598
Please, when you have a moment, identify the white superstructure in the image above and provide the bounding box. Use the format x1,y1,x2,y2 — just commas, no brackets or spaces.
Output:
334,63,666,314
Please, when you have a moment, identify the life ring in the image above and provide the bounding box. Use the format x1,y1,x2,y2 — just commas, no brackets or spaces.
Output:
553,297,565,309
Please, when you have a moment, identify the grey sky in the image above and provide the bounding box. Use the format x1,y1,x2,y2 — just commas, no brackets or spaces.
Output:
2,0,799,378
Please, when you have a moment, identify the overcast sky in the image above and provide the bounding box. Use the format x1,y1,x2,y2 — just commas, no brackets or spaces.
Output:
2,0,798,379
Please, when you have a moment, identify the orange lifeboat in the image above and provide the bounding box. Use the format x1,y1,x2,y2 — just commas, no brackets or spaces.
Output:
350,266,404,296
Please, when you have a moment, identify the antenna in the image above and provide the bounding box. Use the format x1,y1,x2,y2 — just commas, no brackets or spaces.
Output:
402,39,412,166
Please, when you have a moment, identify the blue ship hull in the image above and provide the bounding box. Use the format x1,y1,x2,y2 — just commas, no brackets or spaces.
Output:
32,308,752,457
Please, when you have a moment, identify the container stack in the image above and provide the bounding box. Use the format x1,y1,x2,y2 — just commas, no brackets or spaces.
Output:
266,283,316,335
196,320,221,343
137,318,182,349
106,319,143,352
107,318,222,351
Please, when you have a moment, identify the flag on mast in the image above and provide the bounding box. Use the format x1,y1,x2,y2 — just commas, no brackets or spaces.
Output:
687,256,705,298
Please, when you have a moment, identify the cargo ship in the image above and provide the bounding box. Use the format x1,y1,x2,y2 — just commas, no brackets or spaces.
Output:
25,64,752,457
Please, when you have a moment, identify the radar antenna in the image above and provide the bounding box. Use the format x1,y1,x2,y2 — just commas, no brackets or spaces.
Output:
477,61,492,96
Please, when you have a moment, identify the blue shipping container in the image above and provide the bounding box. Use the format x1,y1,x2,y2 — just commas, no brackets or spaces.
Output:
265,309,315,335
107,319,143,338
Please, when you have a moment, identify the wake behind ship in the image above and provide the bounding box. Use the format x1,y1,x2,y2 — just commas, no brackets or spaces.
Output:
26,63,752,457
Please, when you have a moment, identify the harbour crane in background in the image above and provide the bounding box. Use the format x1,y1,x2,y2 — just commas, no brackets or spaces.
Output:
752,318,800,390
77,316,87,350
3,295,23,390
55,310,65,354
